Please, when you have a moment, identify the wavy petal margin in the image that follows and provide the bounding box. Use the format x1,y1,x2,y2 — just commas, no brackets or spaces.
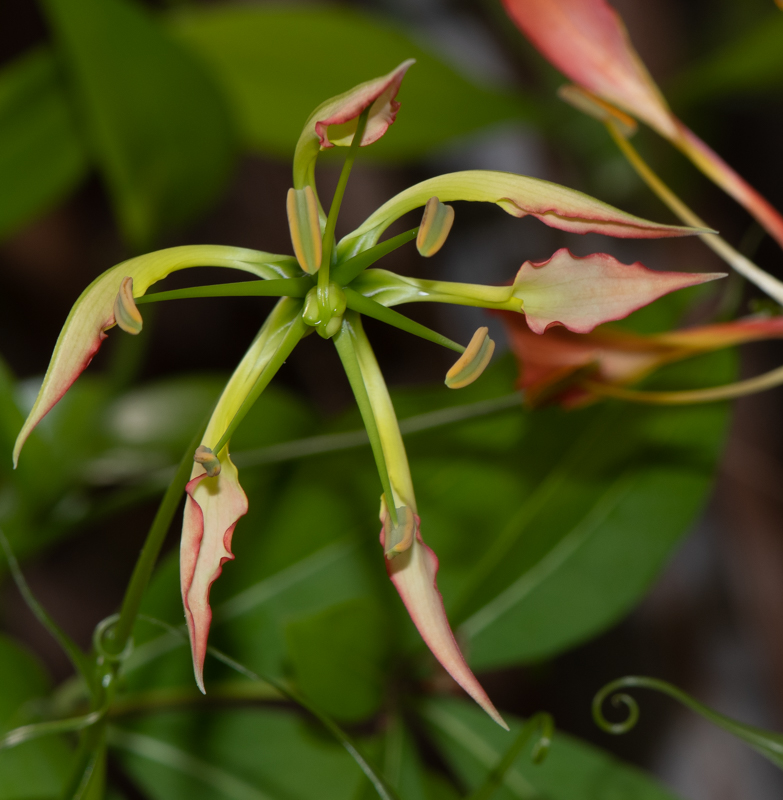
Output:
347,315,507,728
181,298,303,691
501,0,676,138
13,246,297,467
512,248,725,334
293,60,414,191
338,170,708,259
501,313,783,407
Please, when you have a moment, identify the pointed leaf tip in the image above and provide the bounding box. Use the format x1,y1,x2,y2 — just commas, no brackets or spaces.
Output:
287,186,322,274
380,506,507,729
417,197,455,257
512,248,725,334
114,276,143,334
446,328,495,389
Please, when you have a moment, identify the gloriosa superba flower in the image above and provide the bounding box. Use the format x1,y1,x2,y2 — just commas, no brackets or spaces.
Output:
13,60,725,728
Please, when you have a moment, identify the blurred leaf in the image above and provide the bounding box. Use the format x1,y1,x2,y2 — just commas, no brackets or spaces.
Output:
451,351,733,670
0,48,87,241
0,634,72,799
381,715,430,800
423,696,683,800
171,5,533,161
40,0,236,248
286,599,387,723
115,709,369,800
672,13,783,104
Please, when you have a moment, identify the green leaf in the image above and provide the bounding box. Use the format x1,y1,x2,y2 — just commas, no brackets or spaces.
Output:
0,48,87,241
671,13,783,104
0,634,71,800
40,0,236,248
115,709,369,800
423,696,683,800
170,6,532,161
286,599,387,723
450,350,733,670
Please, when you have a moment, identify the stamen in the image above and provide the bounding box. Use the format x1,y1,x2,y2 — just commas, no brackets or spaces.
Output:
287,186,322,274
417,197,455,257
558,85,637,138
114,277,143,335
382,502,417,557
445,327,495,388
194,445,221,477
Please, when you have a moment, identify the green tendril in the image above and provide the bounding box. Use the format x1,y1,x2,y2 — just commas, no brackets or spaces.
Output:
593,676,783,770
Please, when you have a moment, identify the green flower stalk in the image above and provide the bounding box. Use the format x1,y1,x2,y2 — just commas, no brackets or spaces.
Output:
14,61,723,728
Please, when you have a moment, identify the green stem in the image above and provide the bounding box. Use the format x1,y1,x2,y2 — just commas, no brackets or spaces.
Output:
343,287,464,353
129,615,400,800
107,423,208,655
469,713,553,800
232,392,522,468
606,120,783,306
319,107,370,293
333,316,398,526
212,314,307,455
332,228,418,285
136,278,312,304
0,532,94,690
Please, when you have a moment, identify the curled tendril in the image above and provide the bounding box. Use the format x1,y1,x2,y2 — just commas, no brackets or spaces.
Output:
593,679,641,735
93,613,134,663
592,675,783,772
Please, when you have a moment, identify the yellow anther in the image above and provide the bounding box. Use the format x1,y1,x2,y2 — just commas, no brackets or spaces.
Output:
114,277,143,335
286,186,322,274
383,503,417,558
557,85,638,138
194,445,221,478
445,327,495,389
416,196,455,257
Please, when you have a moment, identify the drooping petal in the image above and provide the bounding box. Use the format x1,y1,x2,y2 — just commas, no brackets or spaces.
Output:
181,298,304,691
345,315,507,728
13,245,298,467
339,171,709,259
379,509,507,730
501,312,783,407
501,0,676,137
502,0,783,250
182,459,247,693
511,248,724,334
293,60,414,191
